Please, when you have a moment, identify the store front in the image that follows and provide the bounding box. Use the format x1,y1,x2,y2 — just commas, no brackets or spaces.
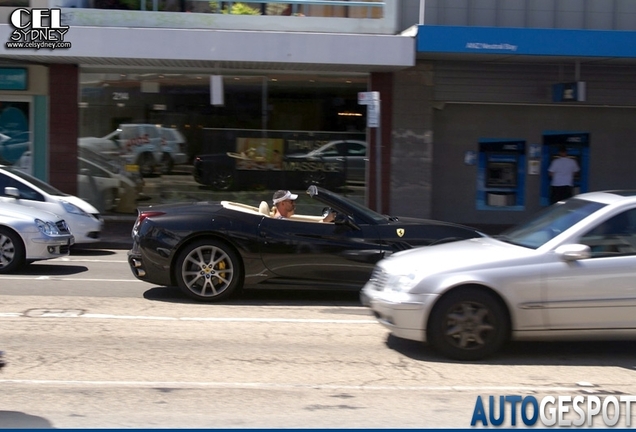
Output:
78,69,370,214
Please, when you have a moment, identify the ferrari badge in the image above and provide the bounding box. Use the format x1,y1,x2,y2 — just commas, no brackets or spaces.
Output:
396,228,405,237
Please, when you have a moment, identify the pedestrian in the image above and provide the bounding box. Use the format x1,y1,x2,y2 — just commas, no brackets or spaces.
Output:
548,145,579,204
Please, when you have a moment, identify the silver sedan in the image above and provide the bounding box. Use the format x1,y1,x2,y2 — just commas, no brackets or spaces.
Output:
0,202,74,273
362,190,636,360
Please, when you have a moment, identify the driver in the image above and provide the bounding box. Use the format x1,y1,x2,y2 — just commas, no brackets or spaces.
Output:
272,189,335,222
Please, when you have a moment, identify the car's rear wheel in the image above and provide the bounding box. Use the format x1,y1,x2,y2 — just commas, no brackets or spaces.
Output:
427,288,508,360
206,168,234,191
159,152,174,175
174,239,242,302
0,227,26,274
302,171,327,187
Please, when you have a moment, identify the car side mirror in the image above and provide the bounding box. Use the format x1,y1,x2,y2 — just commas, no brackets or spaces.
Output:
5,186,20,199
555,244,591,261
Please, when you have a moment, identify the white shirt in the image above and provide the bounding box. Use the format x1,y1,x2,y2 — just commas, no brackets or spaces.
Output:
549,156,580,186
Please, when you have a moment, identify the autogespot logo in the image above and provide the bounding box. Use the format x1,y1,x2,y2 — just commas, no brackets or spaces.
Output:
471,395,636,427
6,8,71,50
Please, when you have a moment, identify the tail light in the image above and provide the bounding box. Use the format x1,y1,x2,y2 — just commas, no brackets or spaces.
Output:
133,211,166,234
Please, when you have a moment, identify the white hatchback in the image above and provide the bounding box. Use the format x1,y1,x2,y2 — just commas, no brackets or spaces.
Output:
0,165,103,244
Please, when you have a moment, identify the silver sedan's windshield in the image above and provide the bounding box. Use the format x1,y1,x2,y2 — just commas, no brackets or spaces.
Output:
498,199,606,249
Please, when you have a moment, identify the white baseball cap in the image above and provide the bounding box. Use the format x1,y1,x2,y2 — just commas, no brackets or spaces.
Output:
272,190,298,205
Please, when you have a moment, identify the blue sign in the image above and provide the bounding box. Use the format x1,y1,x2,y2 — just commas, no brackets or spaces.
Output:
417,26,636,58
0,68,27,90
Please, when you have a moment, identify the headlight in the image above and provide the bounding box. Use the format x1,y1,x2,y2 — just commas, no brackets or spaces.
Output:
61,201,89,216
35,219,61,235
387,273,418,292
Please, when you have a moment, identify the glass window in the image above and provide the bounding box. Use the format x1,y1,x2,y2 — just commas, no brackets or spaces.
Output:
580,209,636,257
79,69,368,213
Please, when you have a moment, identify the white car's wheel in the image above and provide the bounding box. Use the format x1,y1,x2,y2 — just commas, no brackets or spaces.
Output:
159,152,174,175
137,153,156,177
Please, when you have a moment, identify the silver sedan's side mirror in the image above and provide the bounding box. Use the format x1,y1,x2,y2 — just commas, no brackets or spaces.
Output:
4,186,20,199
555,244,591,261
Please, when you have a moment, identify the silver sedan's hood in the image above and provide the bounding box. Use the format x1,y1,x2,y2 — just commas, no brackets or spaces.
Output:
380,236,539,275
0,202,61,222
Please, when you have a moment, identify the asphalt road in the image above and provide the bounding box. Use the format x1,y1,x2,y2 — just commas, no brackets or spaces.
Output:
2,251,635,428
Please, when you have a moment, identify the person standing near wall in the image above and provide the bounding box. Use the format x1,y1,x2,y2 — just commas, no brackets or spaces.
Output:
548,145,580,204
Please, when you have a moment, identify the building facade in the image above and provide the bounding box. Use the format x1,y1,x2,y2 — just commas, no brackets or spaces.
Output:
0,0,635,229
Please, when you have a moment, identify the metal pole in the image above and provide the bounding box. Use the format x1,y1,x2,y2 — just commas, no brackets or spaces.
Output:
419,0,426,24
375,100,382,213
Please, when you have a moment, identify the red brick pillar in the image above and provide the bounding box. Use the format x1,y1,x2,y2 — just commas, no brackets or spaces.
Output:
48,64,79,195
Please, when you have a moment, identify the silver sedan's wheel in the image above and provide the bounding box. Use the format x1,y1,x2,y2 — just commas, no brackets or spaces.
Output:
174,239,242,302
428,288,508,360
0,227,26,274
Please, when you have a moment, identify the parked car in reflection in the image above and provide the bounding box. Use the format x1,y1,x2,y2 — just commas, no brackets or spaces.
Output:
286,140,367,184
17,149,141,214
159,127,189,174
193,149,348,191
0,165,103,244
128,185,483,302
0,201,74,273
363,190,636,360
79,124,189,177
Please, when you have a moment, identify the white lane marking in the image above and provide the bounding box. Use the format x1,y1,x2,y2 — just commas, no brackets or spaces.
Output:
0,312,375,324
0,276,141,282
55,258,128,263
0,379,586,392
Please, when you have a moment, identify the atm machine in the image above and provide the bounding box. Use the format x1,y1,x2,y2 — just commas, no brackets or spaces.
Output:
477,139,526,210
541,132,589,206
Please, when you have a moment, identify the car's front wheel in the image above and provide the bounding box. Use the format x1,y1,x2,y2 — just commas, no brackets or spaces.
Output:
174,239,242,302
427,287,508,360
137,152,156,177
0,227,26,274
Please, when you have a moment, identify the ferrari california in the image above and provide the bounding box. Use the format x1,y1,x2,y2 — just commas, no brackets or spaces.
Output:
128,185,484,302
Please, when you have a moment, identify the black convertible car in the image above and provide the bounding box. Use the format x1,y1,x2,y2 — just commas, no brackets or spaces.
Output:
128,186,484,302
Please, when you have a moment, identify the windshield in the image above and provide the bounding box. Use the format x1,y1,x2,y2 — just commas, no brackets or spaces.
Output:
4,166,69,196
307,186,386,224
499,198,606,249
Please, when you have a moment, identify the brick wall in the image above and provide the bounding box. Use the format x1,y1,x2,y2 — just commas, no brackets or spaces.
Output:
48,64,79,195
